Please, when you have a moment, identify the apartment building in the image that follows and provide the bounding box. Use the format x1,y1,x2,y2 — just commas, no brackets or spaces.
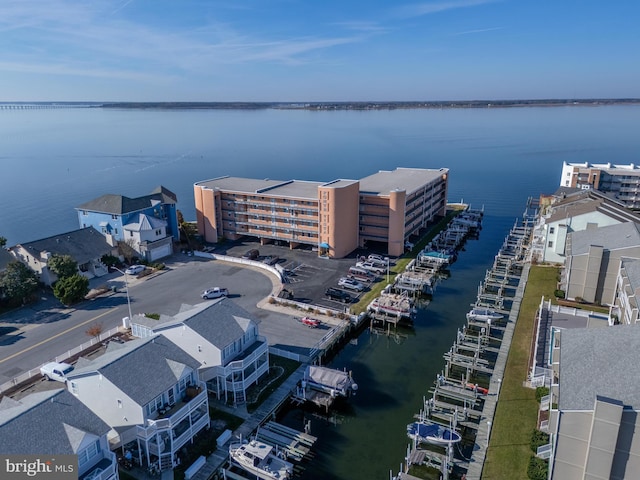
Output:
560,162,640,208
193,167,448,258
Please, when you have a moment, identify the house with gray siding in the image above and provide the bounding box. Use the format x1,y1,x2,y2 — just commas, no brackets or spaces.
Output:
9,227,116,286
0,389,118,480
76,186,178,262
562,222,640,305
539,189,640,264
548,326,640,479
611,257,640,325
131,298,269,405
67,335,209,473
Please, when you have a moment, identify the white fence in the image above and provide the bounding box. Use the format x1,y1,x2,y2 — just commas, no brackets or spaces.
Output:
0,325,124,395
193,251,283,282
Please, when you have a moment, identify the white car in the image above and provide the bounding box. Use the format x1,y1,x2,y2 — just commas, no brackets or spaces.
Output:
40,362,74,383
356,261,385,275
125,264,146,275
202,287,229,299
367,254,387,263
338,277,365,292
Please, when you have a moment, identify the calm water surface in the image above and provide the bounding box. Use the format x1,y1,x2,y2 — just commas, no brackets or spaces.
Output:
1,105,639,478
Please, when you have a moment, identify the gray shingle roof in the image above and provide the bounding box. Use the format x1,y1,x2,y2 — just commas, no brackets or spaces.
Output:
570,222,640,256
76,186,177,214
620,258,640,294
69,335,200,406
559,326,640,410
133,299,256,349
17,227,113,264
123,213,167,232
0,389,110,454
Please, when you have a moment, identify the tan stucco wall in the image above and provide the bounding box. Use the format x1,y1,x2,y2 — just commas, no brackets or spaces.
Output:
194,185,219,243
319,182,359,258
388,189,407,257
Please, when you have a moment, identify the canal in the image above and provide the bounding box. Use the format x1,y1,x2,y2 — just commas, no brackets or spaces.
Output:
278,212,517,479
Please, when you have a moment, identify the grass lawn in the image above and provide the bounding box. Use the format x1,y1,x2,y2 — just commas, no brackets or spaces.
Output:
482,265,559,479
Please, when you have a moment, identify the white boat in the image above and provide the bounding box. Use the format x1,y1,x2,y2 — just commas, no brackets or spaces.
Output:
302,365,358,398
229,439,293,479
466,307,504,322
407,420,461,446
368,293,415,319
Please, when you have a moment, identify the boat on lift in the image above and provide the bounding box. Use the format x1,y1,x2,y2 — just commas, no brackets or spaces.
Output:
407,419,462,446
229,439,293,480
466,307,504,322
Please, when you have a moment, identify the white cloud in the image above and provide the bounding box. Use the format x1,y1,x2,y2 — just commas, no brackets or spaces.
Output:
393,0,498,19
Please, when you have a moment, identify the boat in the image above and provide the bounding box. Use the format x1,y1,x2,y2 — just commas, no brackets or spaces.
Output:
302,365,358,398
407,420,461,446
368,293,415,319
296,316,320,328
229,439,294,479
466,307,504,322
465,382,489,395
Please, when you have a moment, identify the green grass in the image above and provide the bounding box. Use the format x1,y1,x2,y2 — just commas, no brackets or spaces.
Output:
246,355,301,413
352,210,461,315
482,265,559,479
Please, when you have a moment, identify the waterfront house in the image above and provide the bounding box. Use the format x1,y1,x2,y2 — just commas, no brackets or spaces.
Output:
193,167,448,258
0,389,118,480
545,325,640,479
66,335,209,473
611,257,640,325
9,227,116,286
130,298,269,405
536,188,640,264
561,221,640,305
76,186,178,262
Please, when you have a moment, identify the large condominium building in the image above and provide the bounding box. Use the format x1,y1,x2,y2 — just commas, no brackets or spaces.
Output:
194,167,448,258
560,161,640,208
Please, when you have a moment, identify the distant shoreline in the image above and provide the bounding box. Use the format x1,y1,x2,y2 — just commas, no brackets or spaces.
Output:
1,99,639,111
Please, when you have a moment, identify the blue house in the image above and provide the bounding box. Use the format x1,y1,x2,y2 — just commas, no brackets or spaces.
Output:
76,186,179,262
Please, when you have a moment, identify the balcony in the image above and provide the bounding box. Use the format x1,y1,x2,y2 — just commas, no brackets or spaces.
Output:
79,453,117,480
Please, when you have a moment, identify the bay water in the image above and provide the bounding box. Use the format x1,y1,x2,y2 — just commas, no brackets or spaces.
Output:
1,105,639,478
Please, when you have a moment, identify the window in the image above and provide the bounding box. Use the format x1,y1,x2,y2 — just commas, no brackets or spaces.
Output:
117,399,123,408
129,231,134,237
82,210,88,216
112,214,118,220
548,241,553,248
70,382,79,395
78,440,100,468
549,227,555,234
115,228,118,235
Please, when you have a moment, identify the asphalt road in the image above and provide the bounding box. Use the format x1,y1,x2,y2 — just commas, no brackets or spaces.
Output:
0,243,378,387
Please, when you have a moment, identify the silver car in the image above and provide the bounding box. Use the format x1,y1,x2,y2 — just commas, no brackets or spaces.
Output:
338,277,365,292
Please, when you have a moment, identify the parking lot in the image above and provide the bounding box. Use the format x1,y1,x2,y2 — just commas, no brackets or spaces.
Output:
207,239,390,310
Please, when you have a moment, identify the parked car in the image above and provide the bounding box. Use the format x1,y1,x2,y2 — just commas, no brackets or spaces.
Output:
356,261,386,275
348,266,376,281
40,362,74,383
242,249,260,260
125,264,146,275
262,255,280,266
338,277,365,292
201,287,229,299
367,254,387,263
325,287,352,303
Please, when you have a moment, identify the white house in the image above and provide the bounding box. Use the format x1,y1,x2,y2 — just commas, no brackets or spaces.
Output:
0,389,118,480
67,335,209,473
131,298,269,405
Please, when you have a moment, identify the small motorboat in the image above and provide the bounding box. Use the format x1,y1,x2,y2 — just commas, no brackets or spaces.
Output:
407,420,461,446
466,307,504,322
229,439,293,479
465,382,489,395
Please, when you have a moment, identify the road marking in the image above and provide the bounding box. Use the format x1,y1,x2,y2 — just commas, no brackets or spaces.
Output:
0,309,114,365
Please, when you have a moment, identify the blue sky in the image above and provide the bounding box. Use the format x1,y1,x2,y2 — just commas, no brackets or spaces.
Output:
2,0,639,101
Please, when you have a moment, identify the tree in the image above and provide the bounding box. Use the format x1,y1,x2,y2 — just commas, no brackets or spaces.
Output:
86,322,103,339
118,238,138,264
0,236,6,248
48,254,78,279
53,273,89,305
0,261,39,304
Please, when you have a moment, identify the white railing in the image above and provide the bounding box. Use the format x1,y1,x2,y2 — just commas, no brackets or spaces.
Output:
269,346,305,363
193,251,283,282
540,394,551,411
540,420,549,433
536,443,552,459
0,326,125,395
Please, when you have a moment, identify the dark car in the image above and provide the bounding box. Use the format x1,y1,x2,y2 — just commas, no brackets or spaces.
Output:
242,249,260,260
325,287,352,303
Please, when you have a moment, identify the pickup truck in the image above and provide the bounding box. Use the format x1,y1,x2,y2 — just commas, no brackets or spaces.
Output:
356,261,386,275
40,362,74,383
201,287,229,299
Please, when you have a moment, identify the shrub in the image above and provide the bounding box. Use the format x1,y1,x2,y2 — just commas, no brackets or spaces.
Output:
554,289,565,299
530,429,550,452
267,297,276,304
527,456,549,480
145,313,160,320
53,274,89,305
535,386,549,403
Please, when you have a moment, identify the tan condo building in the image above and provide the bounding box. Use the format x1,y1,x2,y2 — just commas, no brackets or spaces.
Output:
194,167,449,258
